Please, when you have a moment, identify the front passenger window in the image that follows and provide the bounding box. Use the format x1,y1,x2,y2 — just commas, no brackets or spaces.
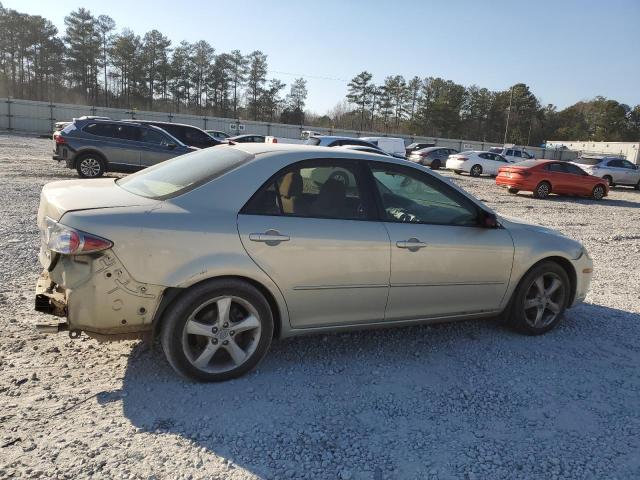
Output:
371,166,478,226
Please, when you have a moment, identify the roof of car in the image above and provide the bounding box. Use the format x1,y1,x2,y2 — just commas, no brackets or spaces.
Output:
225,142,404,163
122,119,203,129
417,147,449,152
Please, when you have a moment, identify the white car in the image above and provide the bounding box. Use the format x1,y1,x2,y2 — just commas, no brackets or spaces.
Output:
360,137,406,158
446,151,516,177
489,146,535,162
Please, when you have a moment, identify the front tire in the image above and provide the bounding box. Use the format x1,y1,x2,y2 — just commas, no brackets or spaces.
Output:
160,279,274,382
592,184,605,200
470,164,483,177
533,181,551,199
76,154,105,178
507,261,570,335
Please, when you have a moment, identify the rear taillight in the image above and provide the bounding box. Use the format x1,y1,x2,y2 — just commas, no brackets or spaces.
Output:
55,135,66,145
44,217,112,255
457,156,469,161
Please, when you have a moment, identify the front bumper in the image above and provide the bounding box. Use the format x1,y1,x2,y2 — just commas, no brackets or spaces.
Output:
34,250,165,339
571,251,593,306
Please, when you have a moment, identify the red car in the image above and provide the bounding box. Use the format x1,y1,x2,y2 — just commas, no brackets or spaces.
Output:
496,160,609,200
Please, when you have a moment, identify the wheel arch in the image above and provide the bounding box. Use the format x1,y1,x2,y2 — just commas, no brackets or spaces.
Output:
73,149,108,169
151,275,284,340
511,255,577,307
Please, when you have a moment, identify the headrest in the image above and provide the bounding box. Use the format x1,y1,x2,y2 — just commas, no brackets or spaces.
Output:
279,172,303,198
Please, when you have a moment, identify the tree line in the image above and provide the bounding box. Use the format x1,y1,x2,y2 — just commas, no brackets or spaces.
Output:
0,4,308,123
324,73,640,145
0,3,638,144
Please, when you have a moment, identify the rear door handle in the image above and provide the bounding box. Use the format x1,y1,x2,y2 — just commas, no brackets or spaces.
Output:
249,230,290,244
396,238,427,250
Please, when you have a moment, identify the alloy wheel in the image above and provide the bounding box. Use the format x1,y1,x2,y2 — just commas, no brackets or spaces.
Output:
592,185,605,200
181,296,262,374
471,165,482,177
79,158,102,177
523,272,566,329
536,183,550,198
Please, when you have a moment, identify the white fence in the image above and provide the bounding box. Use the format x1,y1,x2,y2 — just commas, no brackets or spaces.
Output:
0,97,579,160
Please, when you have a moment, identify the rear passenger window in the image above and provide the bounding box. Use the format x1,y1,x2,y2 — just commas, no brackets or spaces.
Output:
243,161,368,220
84,123,117,137
114,125,140,141
546,163,565,172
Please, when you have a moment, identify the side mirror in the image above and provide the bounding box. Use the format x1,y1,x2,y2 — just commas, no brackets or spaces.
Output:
481,211,498,228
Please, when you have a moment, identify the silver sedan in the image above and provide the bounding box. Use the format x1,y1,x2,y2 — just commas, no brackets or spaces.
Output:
35,144,593,381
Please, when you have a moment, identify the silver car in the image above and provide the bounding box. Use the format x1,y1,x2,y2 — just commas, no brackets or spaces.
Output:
35,144,593,381
572,156,640,189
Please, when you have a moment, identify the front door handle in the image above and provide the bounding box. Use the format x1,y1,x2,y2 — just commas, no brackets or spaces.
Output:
249,230,290,244
396,238,427,250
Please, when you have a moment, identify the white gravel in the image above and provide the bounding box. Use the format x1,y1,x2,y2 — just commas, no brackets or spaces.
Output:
1,133,639,480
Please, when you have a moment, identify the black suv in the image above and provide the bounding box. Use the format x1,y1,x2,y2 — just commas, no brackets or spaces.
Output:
124,120,220,149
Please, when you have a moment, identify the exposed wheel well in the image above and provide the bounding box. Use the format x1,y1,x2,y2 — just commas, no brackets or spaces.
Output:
151,275,283,340
74,150,107,169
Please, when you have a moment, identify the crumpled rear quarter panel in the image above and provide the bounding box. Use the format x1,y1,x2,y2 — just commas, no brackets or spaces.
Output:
50,250,163,335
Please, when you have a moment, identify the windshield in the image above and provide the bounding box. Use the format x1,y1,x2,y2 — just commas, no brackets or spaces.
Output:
117,147,252,199
575,157,602,166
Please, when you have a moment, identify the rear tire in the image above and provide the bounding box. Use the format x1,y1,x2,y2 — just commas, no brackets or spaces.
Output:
470,164,483,177
507,188,519,194
533,181,551,199
430,159,441,170
76,153,105,178
506,261,570,335
635,180,640,191
161,279,273,382
592,184,605,200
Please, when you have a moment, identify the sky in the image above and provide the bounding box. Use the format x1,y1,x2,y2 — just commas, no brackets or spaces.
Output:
7,0,640,114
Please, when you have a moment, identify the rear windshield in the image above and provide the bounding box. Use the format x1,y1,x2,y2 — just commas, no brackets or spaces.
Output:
305,138,321,146
117,147,252,199
575,157,602,166
512,160,540,168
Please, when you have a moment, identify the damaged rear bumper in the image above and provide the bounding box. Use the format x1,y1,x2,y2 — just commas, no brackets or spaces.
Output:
34,250,165,339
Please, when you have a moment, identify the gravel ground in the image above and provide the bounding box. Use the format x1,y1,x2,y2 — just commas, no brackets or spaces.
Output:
1,133,639,480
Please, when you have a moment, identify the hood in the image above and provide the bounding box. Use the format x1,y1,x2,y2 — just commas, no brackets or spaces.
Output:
38,178,159,223
497,214,565,237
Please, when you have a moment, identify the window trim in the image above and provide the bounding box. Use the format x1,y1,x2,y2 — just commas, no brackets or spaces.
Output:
362,160,487,228
239,158,377,222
